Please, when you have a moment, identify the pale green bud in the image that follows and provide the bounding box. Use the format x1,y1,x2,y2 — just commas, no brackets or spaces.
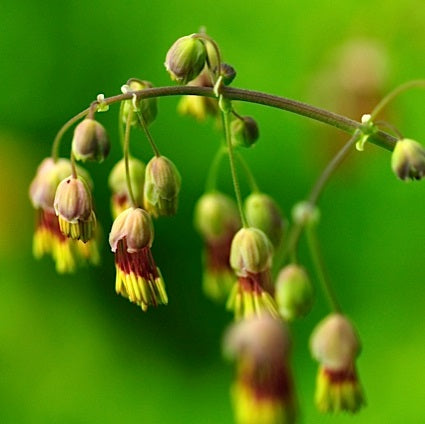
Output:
109,207,154,253
275,264,313,321
244,193,284,248
310,313,361,370
231,116,259,148
144,156,181,217
391,138,425,181
165,35,207,84
72,119,110,162
230,227,273,276
292,201,320,227
108,157,146,201
121,79,158,127
194,192,241,242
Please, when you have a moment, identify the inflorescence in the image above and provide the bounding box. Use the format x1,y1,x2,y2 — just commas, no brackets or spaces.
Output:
29,30,425,423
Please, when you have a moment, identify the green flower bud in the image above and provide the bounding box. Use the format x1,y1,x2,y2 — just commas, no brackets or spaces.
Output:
109,207,154,253
391,138,425,181
54,176,95,242
292,201,320,227
72,119,110,162
220,63,236,85
275,264,313,321
165,35,207,84
244,193,284,248
121,79,158,127
230,227,273,276
310,313,360,370
194,192,240,241
231,116,259,148
144,156,181,217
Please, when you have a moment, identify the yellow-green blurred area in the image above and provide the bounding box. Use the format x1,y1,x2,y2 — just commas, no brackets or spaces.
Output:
1,0,425,422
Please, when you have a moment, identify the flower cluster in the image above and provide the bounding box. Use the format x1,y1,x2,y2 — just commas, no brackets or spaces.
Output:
29,29,425,424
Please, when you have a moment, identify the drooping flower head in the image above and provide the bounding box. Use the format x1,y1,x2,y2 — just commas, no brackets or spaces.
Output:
29,158,100,273
310,313,365,413
144,156,181,217
224,315,297,424
227,227,279,320
109,207,168,311
54,175,96,243
391,138,425,181
194,192,241,301
108,157,146,218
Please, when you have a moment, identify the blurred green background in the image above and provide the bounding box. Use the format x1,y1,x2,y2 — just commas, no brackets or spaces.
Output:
1,0,425,422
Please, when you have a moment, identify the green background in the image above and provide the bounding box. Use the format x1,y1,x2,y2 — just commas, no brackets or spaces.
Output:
1,0,424,422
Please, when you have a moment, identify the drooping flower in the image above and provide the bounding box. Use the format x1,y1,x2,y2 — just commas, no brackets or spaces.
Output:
227,227,279,320
310,313,365,413
108,157,146,218
54,175,96,243
29,158,99,273
391,138,425,181
224,315,297,424
144,156,181,217
109,207,168,311
194,192,241,301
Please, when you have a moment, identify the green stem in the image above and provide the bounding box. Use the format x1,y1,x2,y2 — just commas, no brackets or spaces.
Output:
70,152,78,179
136,111,161,157
370,79,425,120
308,131,359,206
118,102,125,149
205,147,226,192
306,227,341,312
235,152,260,192
124,109,137,208
222,108,247,227
51,109,89,161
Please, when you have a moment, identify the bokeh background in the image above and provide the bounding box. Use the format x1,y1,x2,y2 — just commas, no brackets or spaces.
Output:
1,0,425,423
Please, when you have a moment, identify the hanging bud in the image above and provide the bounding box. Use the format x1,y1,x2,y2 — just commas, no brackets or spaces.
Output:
220,63,236,85
121,79,158,127
165,34,207,84
72,119,110,162
244,192,285,249
144,156,181,217
108,157,145,218
310,313,365,413
275,264,313,321
391,138,425,181
29,158,98,273
224,316,297,424
109,207,167,311
54,176,96,243
228,228,278,320
231,116,259,148
194,192,241,301
292,201,320,227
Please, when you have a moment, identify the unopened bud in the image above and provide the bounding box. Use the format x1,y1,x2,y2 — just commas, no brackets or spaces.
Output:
220,63,236,85
72,119,110,162
54,176,95,242
310,313,360,370
244,193,284,248
121,79,158,127
144,156,181,217
194,192,240,241
230,227,273,276
275,264,313,321
165,35,207,84
231,116,259,148
391,138,425,181
292,201,320,227
109,207,154,253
